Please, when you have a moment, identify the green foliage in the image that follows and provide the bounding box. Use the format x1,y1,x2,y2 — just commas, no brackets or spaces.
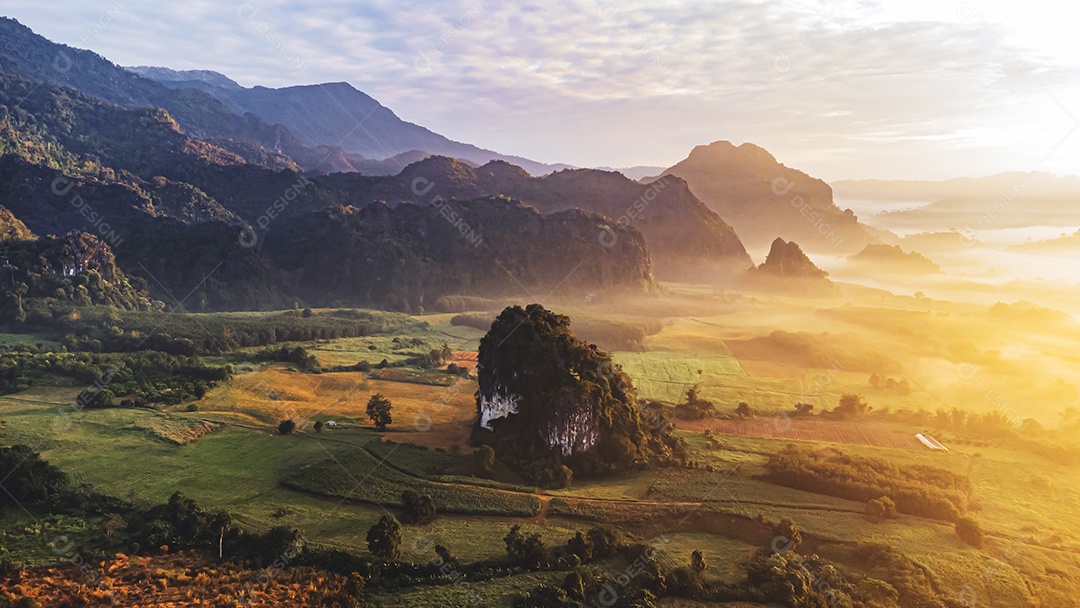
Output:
766,444,970,521
865,496,898,521
955,516,984,548
744,549,858,607
735,401,753,419
773,517,802,553
366,393,393,431
675,385,718,420
0,445,69,509
400,489,436,525
0,233,152,321
366,514,402,561
504,524,548,567
832,393,871,419
44,307,414,355
475,445,496,476
474,304,686,487
282,449,542,517
258,344,320,372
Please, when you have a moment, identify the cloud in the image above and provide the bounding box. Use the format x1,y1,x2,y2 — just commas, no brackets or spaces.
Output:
3,0,1078,179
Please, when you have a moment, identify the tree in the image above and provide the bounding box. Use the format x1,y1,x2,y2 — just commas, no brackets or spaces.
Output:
366,514,402,560
955,517,984,548
834,393,870,419
401,489,436,524
735,402,753,419
91,388,115,409
475,445,496,476
773,517,802,552
313,420,324,433
866,496,897,521
366,393,393,431
434,544,455,567
566,531,593,562
857,578,900,605
691,550,707,573
101,513,127,539
278,419,296,435
555,465,573,489
504,524,547,566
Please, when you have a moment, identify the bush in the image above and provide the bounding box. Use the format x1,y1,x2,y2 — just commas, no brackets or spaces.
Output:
401,490,436,524
366,514,402,561
833,393,870,419
865,495,897,521
766,444,970,521
955,517,984,548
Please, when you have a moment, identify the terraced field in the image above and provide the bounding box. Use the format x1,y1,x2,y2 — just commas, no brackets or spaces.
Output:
681,418,924,450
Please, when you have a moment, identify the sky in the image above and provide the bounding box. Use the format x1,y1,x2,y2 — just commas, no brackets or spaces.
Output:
4,0,1079,181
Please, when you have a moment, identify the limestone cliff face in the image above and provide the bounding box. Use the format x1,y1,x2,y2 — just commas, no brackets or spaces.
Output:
473,304,686,486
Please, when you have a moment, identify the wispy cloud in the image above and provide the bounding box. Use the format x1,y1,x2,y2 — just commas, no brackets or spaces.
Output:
5,0,1078,179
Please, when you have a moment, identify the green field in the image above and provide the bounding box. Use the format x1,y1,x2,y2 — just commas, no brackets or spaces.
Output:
2,295,1079,607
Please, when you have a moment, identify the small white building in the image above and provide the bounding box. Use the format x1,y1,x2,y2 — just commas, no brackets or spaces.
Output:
916,433,948,451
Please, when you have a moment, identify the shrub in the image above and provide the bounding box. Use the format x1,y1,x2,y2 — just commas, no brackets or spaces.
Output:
955,517,984,548
865,496,897,521
366,514,402,561
401,490,436,524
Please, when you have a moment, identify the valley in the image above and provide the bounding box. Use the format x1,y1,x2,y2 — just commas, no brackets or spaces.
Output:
0,8,1078,608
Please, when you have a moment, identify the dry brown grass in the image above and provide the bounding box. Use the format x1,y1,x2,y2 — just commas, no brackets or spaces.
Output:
199,364,477,449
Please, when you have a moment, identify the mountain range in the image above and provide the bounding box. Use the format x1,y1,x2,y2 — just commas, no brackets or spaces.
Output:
0,16,870,310
125,66,572,176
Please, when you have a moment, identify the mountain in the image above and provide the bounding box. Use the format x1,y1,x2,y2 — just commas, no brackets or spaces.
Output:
746,237,835,294
849,244,940,275
659,141,873,253
132,68,572,176
595,165,667,181
473,304,686,486
0,17,312,171
302,156,753,280
264,198,654,310
0,56,652,311
126,66,242,90
0,206,34,241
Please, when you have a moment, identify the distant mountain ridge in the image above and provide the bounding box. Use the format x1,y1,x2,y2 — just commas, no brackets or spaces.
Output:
305,155,753,280
126,66,242,90
128,66,572,176
660,141,874,253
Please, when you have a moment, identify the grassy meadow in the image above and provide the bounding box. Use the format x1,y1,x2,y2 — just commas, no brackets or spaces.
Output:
3,274,1080,606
